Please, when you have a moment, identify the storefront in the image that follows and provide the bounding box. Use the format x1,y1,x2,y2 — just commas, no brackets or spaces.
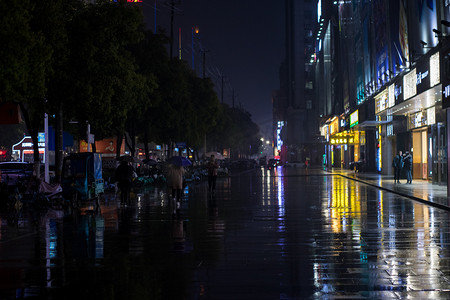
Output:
330,130,361,168
322,112,366,170
328,116,340,168
320,123,329,167
348,110,362,166
12,134,46,162
375,79,401,175
381,51,446,184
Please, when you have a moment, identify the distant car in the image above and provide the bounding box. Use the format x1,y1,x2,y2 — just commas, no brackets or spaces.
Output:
284,161,303,168
259,157,267,166
0,162,33,186
231,159,257,170
267,159,280,170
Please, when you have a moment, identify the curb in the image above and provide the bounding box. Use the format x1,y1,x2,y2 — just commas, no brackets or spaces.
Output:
334,172,450,211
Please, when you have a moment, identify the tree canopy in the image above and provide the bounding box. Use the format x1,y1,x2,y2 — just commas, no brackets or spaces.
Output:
0,0,262,161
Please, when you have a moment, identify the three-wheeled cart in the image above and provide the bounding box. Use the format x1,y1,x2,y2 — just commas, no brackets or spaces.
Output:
62,153,104,206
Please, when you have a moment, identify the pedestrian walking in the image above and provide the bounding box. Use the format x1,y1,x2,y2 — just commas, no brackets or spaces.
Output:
403,151,413,184
115,161,134,206
392,150,403,183
168,164,185,211
207,155,219,193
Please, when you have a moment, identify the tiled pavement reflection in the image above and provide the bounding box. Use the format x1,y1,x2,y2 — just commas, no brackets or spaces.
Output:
1,167,450,299
329,168,450,210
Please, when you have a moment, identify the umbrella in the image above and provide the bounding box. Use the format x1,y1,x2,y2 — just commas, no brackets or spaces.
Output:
206,152,223,160
143,159,158,166
117,155,141,163
168,156,192,166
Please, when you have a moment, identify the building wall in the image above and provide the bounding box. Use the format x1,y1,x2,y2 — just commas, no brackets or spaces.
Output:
283,0,318,150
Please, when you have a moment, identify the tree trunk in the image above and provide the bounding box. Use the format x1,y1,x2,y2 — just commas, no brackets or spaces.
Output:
19,102,41,178
125,132,133,156
143,128,149,160
125,121,136,157
116,133,123,158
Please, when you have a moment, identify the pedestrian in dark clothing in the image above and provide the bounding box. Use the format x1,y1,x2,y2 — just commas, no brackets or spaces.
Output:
392,150,403,183
115,161,134,206
207,155,219,193
403,151,413,184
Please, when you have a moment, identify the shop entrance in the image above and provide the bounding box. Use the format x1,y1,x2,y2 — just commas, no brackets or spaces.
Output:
412,129,428,180
431,123,447,185
332,145,342,168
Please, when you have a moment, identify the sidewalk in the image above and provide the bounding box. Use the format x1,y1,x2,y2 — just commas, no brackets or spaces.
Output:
326,168,450,211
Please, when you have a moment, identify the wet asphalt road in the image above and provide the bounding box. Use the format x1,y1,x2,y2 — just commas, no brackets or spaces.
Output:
1,167,450,299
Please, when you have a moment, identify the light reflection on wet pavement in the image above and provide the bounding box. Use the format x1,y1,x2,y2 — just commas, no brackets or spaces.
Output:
1,167,450,299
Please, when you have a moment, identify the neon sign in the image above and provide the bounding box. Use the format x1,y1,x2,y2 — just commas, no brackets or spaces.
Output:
350,110,358,128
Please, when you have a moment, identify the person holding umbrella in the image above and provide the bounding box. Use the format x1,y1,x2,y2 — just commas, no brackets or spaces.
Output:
207,155,219,193
115,161,134,206
167,157,189,212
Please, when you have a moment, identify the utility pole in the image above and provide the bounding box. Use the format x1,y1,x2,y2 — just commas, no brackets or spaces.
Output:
232,89,235,108
154,0,157,34
178,27,182,60
55,102,63,183
220,75,226,104
202,50,206,78
221,76,224,104
200,49,209,78
170,0,174,59
192,27,195,70
192,26,199,71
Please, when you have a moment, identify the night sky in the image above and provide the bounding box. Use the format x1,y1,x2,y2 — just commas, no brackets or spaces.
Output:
142,1,285,136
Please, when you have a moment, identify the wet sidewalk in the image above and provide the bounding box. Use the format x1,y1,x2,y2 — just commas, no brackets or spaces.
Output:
326,168,450,210
3,168,450,298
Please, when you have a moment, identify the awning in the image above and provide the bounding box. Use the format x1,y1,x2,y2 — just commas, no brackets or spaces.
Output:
350,120,390,129
378,84,442,117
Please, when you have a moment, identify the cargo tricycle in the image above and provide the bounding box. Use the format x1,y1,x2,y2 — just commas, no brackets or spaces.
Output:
62,153,104,207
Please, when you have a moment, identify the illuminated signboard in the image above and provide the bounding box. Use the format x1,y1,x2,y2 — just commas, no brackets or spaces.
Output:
416,57,431,95
403,69,417,100
430,52,440,87
329,117,339,136
394,77,403,105
330,138,348,145
376,86,395,114
329,132,356,145
12,135,46,162
427,106,435,125
349,110,358,128
443,80,450,109
317,0,322,23
276,121,285,151
387,124,394,136
320,124,328,137
409,110,429,129
388,84,395,108
375,89,388,114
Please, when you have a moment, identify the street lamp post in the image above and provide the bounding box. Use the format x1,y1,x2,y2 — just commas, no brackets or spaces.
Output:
192,27,198,70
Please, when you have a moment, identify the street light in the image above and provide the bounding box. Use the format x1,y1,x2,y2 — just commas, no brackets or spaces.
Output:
192,26,199,70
